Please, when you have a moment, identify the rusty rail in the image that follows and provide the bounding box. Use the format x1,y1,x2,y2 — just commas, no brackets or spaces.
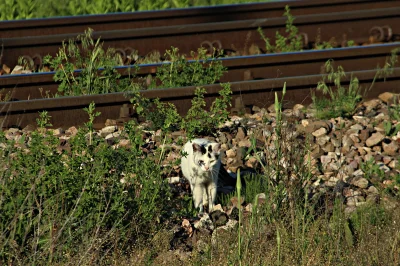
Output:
1,7,400,69
2,42,400,100
1,0,399,38
1,67,400,129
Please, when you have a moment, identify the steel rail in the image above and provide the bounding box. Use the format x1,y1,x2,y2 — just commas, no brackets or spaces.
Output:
1,0,399,38
1,67,400,129
1,7,400,69
1,42,400,100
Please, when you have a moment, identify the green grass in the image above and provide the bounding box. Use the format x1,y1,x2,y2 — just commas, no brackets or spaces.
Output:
0,0,273,21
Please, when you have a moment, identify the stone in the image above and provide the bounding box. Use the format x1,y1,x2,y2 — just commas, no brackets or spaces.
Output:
358,129,370,142
118,139,131,148
382,156,392,165
382,141,399,156
167,176,180,184
226,149,237,158
236,127,246,141
317,135,330,146
194,213,214,230
292,104,305,117
349,133,360,143
367,186,379,194
238,139,251,148
379,92,398,104
312,127,327,137
363,99,381,110
210,210,229,227
322,143,335,152
342,135,354,149
352,177,369,189
353,116,370,125
320,155,332,165
22,124,36,132
353,169,364,176
366,132,385,147
389,160,398,169
100,126,117,137
52,128,64,136
105,119,117,126
245,203,253,213
245,157,258,168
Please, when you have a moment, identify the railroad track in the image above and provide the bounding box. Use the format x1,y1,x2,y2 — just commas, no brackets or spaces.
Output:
1,42,399,101
1,7,400,69
1,67,400,129
1,0,398,38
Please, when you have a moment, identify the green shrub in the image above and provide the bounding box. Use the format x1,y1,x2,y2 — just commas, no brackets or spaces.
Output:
43,28,138,96
155,46,226,89
312,60,362,119
0,106,171,264
181,83,232,139
258,5,303,53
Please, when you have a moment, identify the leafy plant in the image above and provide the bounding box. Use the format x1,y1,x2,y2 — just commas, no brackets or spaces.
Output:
155,46,226,89
83,102,101,145
258,5,303,53
43,28,138,96
36,110,53,129
312,60,362,119
0,113,171,264
181,83,232,139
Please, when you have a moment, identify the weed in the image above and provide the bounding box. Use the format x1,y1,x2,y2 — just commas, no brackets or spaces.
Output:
43,28,138,96
36,110,52,129
83,102,101,145
181,83,232,139
0,107,172,264
155,46,226,89
0,89,12,102
312,60,362,119
258,5,303,53
313,49,399,120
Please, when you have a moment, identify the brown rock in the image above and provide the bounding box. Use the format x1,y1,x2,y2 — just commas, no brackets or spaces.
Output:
389,160,398,169
366,132,385,147
383,141,399,156
52,128,64,136
353,115,370,126
245,157,258,168
367,186,379,194
317,135,330,146
322,143,335,152
363,99,381,110
66,126,78,137
105,119,117,126
372,146,382,152
226,149,237,158
312,127,328,137
238,139,251,148
358,129,370,142
236,127,246,141
379,92,398,104
349,133,360,143
352,177,369,189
